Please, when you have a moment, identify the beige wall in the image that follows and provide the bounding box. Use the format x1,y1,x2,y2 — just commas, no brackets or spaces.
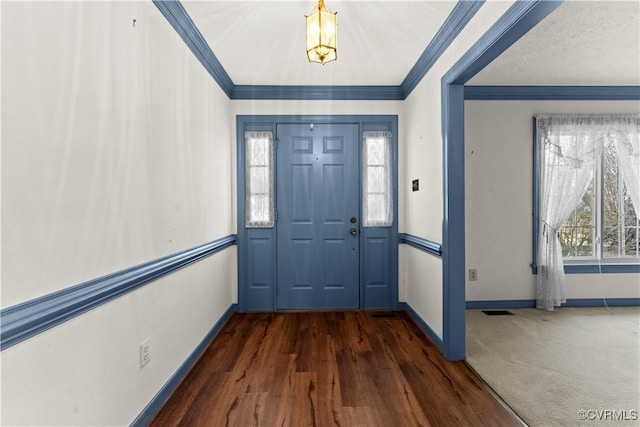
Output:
400,1,516,336
1,2,235,425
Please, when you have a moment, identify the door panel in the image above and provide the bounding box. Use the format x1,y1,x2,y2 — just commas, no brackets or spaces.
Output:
244,229,276,311
362,234,392,308
291,165,313,222
277,124,359,310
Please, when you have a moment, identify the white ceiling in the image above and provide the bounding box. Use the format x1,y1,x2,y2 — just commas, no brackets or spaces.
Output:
181,1,457,86
181,0,640,87
470,1,640,86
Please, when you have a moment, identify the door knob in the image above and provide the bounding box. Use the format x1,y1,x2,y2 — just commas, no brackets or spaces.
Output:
350,228,358,235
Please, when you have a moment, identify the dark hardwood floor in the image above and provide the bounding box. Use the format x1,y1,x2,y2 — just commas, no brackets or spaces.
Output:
151,311,521,427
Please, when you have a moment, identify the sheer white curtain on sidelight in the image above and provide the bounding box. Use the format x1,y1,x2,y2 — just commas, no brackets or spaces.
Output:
245,132,274,228
362,131,393,227
536,114,640,310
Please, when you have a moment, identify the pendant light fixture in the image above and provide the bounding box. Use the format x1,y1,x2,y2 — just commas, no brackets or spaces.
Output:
305,0,337,65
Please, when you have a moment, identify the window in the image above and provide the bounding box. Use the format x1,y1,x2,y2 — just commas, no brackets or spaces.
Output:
362,131,393,227
534,114,640,273
561,139,639,260
245,132,274,228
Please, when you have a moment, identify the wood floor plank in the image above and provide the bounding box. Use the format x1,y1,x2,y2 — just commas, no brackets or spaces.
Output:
258,355,297,427
234,392,268,427
173,372,235,427
341,406,379,427
290,372,318,426
362,330,432,427
150,321,252,427
312,334,345,427
150,312,521,427
335,347,374,408
335,311,372,352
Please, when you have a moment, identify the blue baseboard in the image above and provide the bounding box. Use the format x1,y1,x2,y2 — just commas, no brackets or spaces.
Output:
466,300,536,309
398,302,444,349
563,298,640,308
466,298,640,309
130,303,237,427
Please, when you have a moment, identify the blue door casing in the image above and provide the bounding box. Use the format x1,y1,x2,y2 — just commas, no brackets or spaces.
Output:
237,115,398,312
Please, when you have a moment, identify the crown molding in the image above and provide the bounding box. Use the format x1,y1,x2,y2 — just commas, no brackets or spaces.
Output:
153,0,234,98
231,85,404,101
465,85,640,100
401,1,485,98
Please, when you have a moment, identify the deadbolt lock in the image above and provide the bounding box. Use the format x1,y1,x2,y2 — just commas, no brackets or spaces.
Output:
350,217,357,223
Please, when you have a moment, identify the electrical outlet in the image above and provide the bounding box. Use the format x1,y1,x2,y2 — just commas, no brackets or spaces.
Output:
140,337,151,368
468,269,478,281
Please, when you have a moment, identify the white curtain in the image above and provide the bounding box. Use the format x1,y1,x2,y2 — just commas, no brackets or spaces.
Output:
613,117,640,212
362,131,393,227
536,114,640,310
245,132,274,228
536,116,600,310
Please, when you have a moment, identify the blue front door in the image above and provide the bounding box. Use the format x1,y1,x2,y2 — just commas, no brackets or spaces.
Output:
276,123,360,309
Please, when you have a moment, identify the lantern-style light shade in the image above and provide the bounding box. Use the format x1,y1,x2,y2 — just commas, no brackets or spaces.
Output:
305,0,337,65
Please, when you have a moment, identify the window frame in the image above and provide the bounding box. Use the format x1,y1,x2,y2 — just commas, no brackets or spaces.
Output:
362,131,393,227
244,131,275,228
531,117,640,275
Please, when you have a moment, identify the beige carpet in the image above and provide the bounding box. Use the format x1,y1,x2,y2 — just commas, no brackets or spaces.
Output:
466,307,640,427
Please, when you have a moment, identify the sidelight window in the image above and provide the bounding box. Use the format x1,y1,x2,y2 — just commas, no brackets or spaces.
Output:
363,131,393,227
245,131,275,228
